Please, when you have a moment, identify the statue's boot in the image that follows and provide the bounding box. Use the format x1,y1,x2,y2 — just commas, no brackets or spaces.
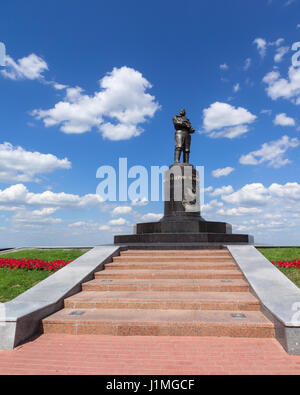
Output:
174,149,181,163
184,152,190,164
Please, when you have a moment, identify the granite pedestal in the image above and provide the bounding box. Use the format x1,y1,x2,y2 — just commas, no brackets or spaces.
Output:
115,163,253,246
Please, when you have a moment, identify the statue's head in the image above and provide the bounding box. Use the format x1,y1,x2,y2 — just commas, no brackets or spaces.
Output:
180,109,186,116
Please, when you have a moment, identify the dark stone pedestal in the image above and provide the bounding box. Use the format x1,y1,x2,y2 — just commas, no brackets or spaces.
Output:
115,233,254,245
114,163,254,246
136,220,232,235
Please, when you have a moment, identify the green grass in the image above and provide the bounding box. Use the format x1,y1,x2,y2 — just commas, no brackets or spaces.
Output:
0,248,88,261
258,248,300,288
0,249,88,303
257,247,300,262
0,269,54,303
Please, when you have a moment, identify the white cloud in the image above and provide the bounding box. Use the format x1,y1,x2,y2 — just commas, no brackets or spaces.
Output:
202,102,256,139
261,109,272,115
112,206,132,216
234,225,248,232
269,38,285,47
209,185,234,197
0,142,71,183
212,167,234,178
217,207,262,216
220,63,229,70
222,183,270,206
222,182,300,209
273,113,296,127
32,66,160,141
53,82,68,90
27,190,104,208
269,182,300,199
201,181,300,244
201,199,223,214
253,38,267,58
1,53,48,80
11,207,62,229
11,208,62,227
131,198,149,206
253,38,287,60
32,207,58,216
263,66,300,104
233,83,240,92
109,217,128,226
100,123,142,141
211,125,250,139
99,225,110,231
244,58,251,70
68,221,89,228
274,46,289,63
0,184,30,205
140,213,163,222
0,184,104,210
263,70,280,85
239,135,299,168
68,220,102,230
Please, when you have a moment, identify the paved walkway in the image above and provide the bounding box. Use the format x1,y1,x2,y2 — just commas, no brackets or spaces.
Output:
0,335,300,375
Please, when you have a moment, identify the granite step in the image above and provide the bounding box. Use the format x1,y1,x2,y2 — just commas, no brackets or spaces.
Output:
43,308,275,338
105,262,237,270
42,249,275,339
113,256,234,263
64,291,261,311
95,269,244,280
121,250,231,256
83,278,250,293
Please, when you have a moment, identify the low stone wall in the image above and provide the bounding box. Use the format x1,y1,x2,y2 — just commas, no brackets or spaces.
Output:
0,245,122,350
228,245,300,355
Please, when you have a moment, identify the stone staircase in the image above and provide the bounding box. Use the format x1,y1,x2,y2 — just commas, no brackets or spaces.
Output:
43,249,275,338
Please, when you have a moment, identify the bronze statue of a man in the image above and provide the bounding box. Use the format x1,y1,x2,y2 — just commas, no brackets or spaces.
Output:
173,109,195,164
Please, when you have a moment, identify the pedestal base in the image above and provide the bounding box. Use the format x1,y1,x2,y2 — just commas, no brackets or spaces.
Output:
136,220,232,234
114,232,254,245
114,162,254,246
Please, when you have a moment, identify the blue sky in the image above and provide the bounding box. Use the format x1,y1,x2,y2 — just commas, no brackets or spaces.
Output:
0,0,300,247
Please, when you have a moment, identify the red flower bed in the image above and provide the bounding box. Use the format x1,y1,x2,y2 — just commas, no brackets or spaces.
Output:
272,261,300,269
0,258,72,271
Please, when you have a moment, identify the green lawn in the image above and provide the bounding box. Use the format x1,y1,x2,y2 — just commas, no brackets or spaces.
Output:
0,269,54,303
258,248,300,288
0,249,88,303
0,248,88,261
